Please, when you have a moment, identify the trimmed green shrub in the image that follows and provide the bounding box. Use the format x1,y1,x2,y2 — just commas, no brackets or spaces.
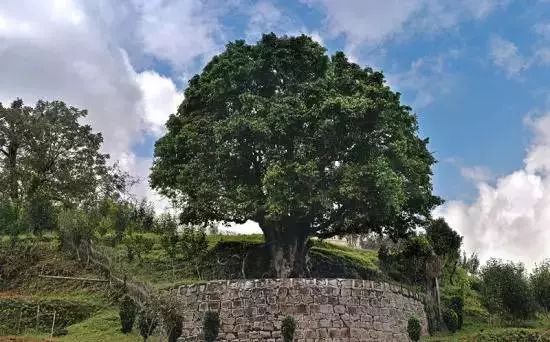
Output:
443,308,459,333
449,296,464,329
119,295,137,333
282,316,296,342
407,316,421,341
203,311,220,342
138,308,157,342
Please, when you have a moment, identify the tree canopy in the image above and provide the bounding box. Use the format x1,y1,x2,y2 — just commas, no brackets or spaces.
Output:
0,99,110,205
151,33,442,277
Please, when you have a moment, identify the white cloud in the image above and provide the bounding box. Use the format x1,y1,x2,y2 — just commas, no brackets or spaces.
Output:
489,36,529,77
135,0,223,70
460,166,493,183
387,52,457,108
436,109,550,269
245,0,324,48
246,1,287,41
535,22,550,40
303,0,508,53
136,71,184,136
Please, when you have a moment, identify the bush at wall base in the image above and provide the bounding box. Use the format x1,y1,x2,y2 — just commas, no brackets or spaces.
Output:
443,308,459,333
282,316,297,342
203,311,220,342
407,317,421,341
119,294,137,334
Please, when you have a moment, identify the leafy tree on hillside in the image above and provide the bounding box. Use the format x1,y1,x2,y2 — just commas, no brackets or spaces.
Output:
530,260,550,311
0,99,109,205
480,259,535,320
151,33,442,277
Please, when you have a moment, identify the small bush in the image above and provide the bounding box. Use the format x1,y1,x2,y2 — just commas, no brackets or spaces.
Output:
282,316,296,342
407,316,421,341
138,308,158,342
449,296,464,329
119,295,137,334
203,311,220,342
443,308,459,333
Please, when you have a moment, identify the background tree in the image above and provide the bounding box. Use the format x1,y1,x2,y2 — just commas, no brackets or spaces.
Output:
480,259,535,320
151,33,442,277
530,260,550,312
0,99,109,206
0,99,32,201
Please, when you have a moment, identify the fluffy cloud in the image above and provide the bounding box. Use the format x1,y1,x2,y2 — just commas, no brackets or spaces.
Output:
135,0,224,70
135,71,185,136
303,0,508,52
386,51,458,108
460,166,493,183
436,110,550,269
489,36,529,77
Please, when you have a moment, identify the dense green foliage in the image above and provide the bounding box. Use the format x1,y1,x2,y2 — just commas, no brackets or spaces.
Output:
151,33,441,277
119,295,137,334
442,308,459,333
0,99,110,205
449,296,464,329
473,328,550,341
531,260,550,311
407,317,421,341
203,311,220,342
0,297,98,335
282,316,296,342
138,308,157,342
480,259,536,320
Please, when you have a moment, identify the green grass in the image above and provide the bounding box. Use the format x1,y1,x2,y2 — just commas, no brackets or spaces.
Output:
58,309,161,342
312,240,379,270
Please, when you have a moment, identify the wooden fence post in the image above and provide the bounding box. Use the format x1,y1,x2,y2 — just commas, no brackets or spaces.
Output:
36,304,40,332
50,310,56,339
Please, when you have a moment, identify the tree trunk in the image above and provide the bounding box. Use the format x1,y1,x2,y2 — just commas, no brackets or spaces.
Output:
7,142,19,202
262,224,309,278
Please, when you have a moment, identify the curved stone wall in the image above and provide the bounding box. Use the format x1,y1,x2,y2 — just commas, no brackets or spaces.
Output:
177,278,428,341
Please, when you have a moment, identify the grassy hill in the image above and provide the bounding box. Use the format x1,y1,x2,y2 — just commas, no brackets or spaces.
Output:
1,233,549,341
0,233,381,341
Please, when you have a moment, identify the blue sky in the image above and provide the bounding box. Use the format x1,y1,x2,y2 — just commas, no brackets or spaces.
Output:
127,0,550,203
1,0,549,266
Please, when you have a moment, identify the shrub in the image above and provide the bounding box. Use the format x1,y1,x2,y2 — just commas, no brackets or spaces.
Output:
449,296,464,329
138,308,157,342
26,195,57,234
0,198,25,244
119,295,137,334
443,308,459,333
480,259,536,320
531,260,550,311
407,317,421,341
203,311,220,342
57,208,94,257
475,328,550,341
282,316,296,342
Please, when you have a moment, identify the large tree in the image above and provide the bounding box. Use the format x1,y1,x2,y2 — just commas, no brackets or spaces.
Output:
151,34,442,277
0,99,109,205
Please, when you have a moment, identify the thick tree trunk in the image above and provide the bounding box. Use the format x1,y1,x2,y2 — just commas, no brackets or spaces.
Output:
262,224,309,278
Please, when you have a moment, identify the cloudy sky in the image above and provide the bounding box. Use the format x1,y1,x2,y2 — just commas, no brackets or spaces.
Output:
1,0,549,267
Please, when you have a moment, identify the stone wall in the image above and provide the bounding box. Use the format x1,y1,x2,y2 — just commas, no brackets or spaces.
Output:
177,278,428,342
